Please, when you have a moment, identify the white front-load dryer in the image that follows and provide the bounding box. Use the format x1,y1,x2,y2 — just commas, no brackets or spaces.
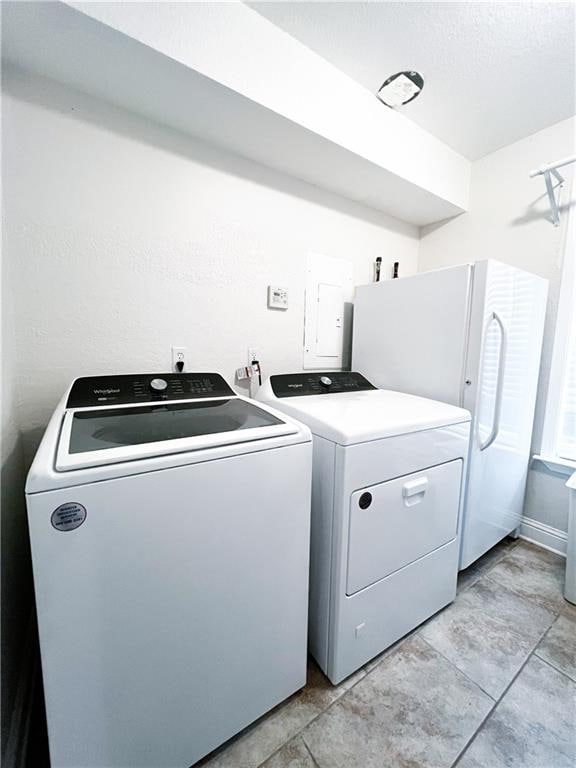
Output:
26,372,312,768
257,372,471,684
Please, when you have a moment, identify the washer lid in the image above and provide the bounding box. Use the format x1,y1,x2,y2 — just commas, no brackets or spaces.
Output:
259,380,471,445
56,397,297,471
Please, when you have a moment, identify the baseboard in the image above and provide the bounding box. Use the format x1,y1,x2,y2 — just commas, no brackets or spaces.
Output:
520,515,568,557
3,610,38,768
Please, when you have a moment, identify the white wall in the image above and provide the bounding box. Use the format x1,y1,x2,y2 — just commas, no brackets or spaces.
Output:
1,65,419,758
64,0,470,211
419,115,576,540
419,116,575,277
3,66,419,460
1,250,34,760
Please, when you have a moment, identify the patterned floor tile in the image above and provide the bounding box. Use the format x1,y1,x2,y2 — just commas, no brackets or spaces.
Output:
456,564,482,594
260,738,317,768
420,577,555,697
488,541,566,612
472,537,519,575
303,635,492,768
458,655,576,768
535,609,576,682
199,660,364,768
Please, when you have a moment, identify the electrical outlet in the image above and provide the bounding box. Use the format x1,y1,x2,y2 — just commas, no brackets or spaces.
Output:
247,347,260,365
171,346,187,372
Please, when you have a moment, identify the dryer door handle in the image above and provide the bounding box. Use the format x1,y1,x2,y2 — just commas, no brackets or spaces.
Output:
402,477,428,500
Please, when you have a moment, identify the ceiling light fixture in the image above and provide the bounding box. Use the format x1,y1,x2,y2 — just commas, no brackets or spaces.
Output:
377,71,424,108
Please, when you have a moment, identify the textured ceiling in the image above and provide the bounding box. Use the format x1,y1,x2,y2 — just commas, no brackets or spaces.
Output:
249,1,576,160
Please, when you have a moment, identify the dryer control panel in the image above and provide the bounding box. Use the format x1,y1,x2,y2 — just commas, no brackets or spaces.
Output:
67,373,234,408
270,372,376,398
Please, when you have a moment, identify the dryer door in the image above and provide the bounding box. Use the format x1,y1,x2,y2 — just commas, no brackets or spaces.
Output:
347,460,462,595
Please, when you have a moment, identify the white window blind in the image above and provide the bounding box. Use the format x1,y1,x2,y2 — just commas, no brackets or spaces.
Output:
478,264,542,450
540,177,576,468
557,289,576,461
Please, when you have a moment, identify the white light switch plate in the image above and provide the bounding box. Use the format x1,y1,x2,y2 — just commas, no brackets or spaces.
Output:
267,285,288,310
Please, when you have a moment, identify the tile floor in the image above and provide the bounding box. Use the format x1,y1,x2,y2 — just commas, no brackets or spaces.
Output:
199,538,576,768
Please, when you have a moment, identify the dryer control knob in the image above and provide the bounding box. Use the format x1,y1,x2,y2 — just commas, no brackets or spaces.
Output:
150,378,168,392
320,376,332,388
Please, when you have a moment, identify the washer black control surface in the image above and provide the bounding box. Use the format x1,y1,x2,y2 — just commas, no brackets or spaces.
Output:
67,373,234,408
270,372,376,398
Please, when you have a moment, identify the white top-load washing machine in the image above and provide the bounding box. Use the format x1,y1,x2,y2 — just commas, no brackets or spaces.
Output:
26,372,312,768
257,372,471,684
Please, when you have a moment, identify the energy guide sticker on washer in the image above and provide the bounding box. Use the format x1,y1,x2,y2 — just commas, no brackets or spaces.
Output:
51,502,87,531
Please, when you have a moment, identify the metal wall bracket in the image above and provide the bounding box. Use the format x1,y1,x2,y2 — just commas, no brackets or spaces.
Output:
543,169,564,227
530,155,576,227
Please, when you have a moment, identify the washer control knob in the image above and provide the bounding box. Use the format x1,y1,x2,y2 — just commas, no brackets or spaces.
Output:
150,378,168,392
320,376,332,388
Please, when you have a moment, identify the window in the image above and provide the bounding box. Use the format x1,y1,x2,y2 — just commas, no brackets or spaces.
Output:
540,178,576,469
556,286,576,461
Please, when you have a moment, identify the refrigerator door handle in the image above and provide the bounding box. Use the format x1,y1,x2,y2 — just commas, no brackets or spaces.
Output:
479,311,507,451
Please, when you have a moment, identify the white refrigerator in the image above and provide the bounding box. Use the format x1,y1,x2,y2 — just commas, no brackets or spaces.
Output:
352,260,548,569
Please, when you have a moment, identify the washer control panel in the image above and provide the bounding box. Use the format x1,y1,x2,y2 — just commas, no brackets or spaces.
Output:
270,372,376,398
67,373,234,407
